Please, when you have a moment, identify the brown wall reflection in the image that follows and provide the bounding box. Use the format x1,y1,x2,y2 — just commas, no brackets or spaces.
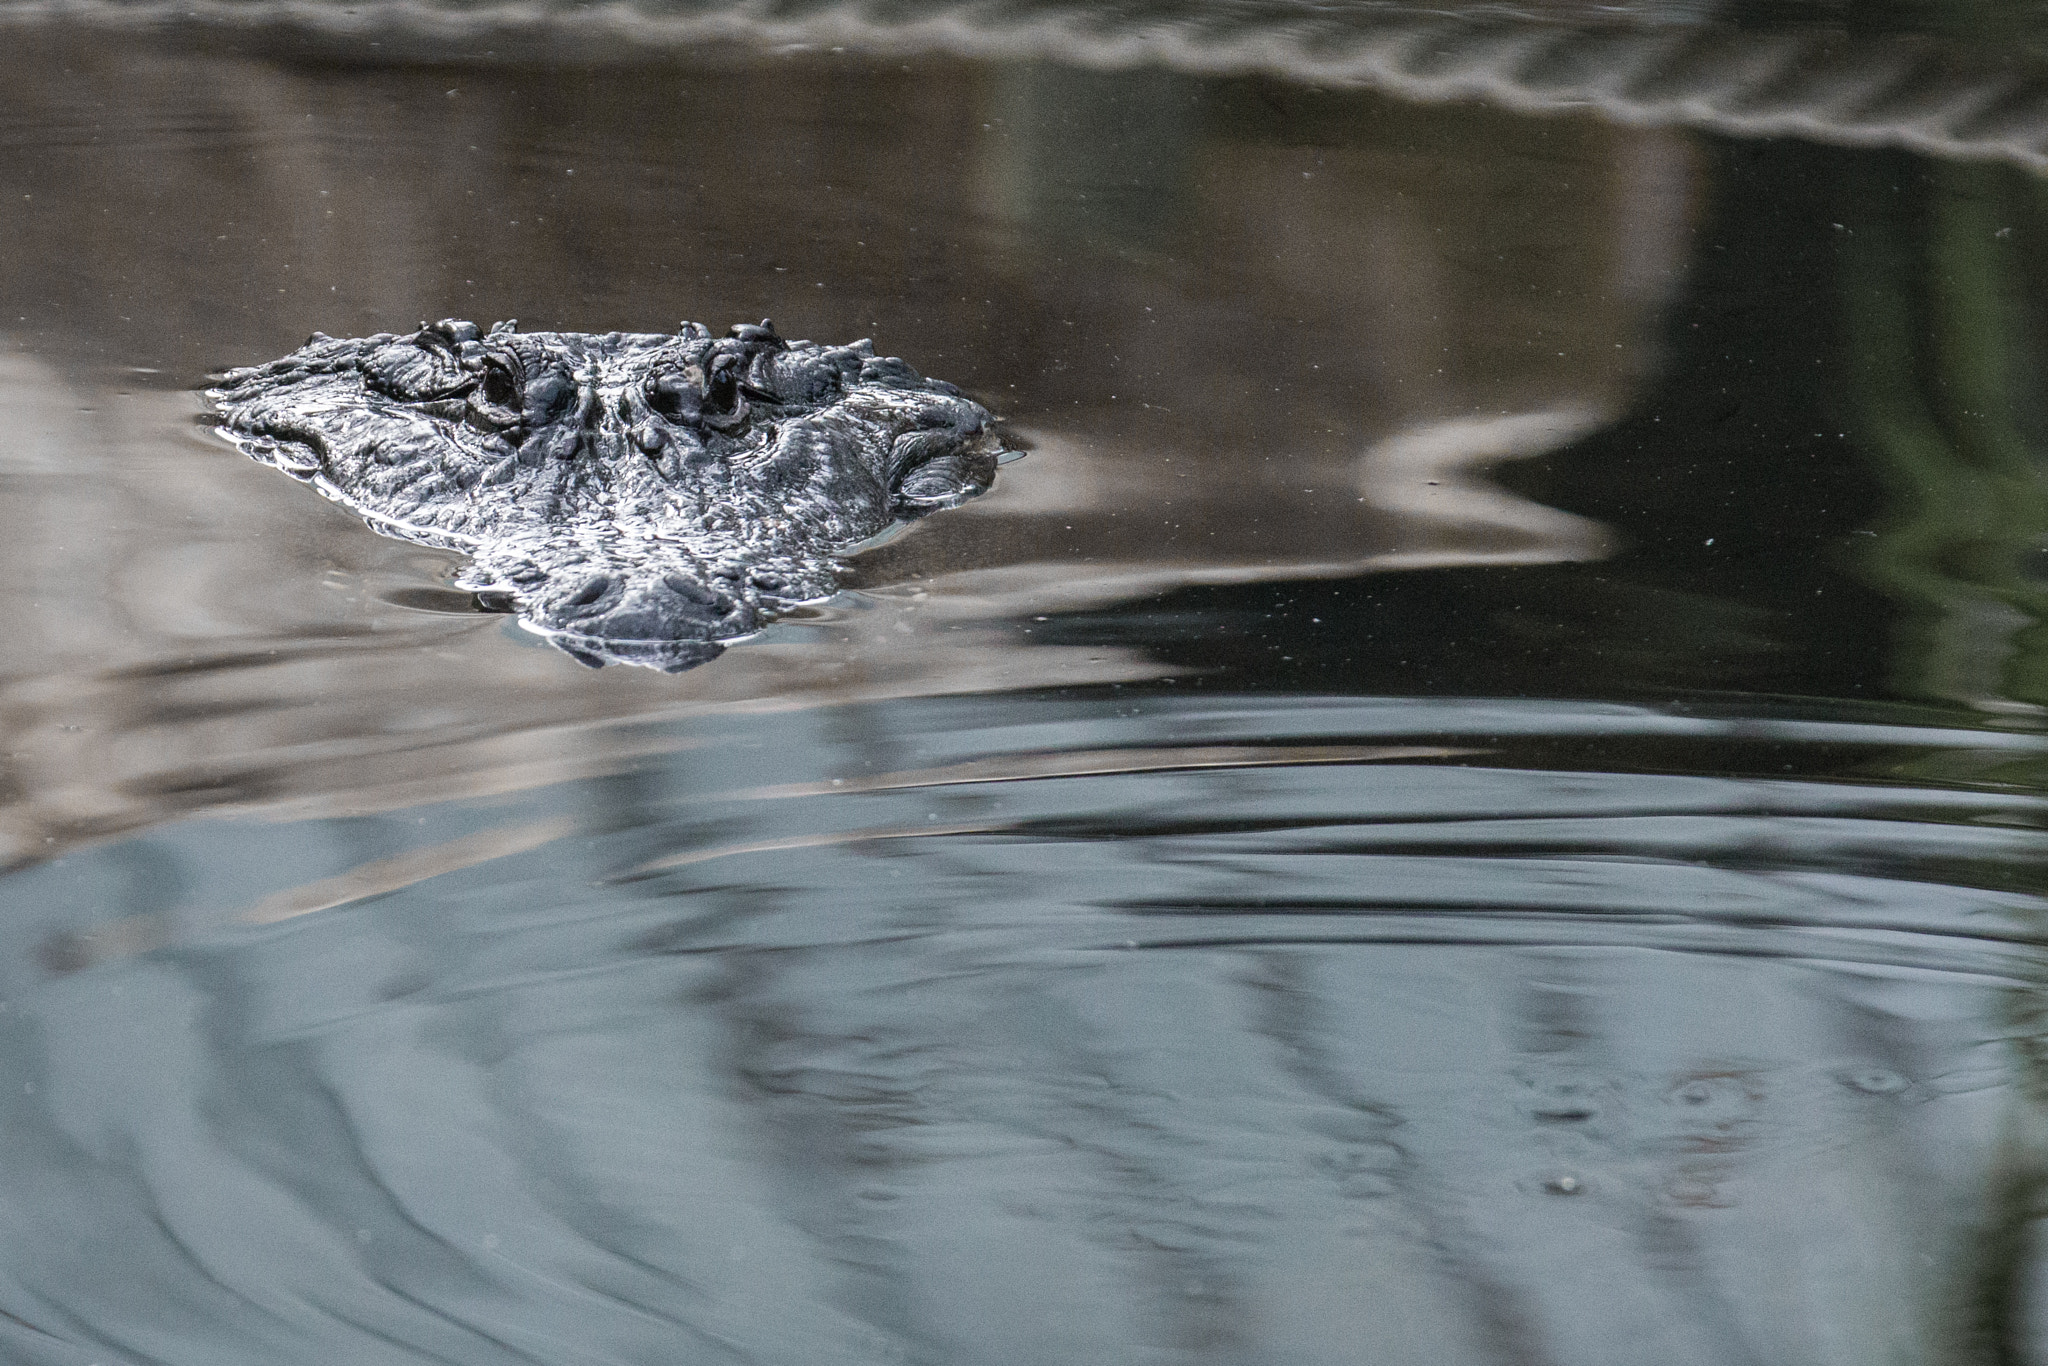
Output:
0,27,1697,859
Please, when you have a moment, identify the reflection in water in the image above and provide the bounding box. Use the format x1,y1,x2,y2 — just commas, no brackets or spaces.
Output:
0,34,1688,863
1841,157,2048,712
18,1,2048,170
0,5,2046,1363
1354,408,1613,570
2,695,2045,1364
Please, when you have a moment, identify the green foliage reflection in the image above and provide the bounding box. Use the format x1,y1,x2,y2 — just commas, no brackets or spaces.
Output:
1841,159,2048,711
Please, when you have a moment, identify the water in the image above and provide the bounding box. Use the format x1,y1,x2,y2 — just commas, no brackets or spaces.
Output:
3,4,2048,1362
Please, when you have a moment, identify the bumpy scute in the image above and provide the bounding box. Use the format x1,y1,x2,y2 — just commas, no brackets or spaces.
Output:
207,319,1009,670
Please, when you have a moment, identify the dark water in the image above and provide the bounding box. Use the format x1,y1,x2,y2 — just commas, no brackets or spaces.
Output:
3,4,2048,1362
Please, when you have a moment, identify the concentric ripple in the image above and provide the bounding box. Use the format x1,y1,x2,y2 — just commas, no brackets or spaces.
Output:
0,692,2042,1363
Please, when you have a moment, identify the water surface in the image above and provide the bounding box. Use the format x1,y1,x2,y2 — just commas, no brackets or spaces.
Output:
2,5,2048,1362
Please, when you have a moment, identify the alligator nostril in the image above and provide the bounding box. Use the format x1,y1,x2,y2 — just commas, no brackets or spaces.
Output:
661,572,723,608
563,575,612,608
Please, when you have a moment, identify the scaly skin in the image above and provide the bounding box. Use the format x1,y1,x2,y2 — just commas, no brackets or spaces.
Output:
208,318,1008,670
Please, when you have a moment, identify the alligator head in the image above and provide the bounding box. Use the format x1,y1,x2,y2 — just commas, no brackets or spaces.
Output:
208,318,1008,670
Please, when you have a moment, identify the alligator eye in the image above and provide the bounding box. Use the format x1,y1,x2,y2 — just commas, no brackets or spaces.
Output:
466,356,525,428
703,354,742,417
643,372,699,423
480,361,519,408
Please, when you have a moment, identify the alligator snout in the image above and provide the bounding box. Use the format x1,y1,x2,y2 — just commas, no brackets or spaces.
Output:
534,565,761,646
888,397,999,510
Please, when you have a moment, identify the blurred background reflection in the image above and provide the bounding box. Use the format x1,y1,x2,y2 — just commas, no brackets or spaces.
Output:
1,3,2048,1362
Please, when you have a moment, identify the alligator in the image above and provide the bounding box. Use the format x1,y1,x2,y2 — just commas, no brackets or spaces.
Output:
208,319,1010,670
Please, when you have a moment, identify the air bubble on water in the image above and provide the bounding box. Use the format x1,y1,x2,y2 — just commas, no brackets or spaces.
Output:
1838,1067,1907,1095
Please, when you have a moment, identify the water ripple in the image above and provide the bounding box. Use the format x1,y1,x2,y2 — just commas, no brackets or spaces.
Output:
0,692,2044,1362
